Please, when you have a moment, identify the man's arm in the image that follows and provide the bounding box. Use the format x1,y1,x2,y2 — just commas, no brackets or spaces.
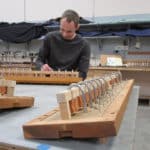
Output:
35,36,52,71
78,41,91,80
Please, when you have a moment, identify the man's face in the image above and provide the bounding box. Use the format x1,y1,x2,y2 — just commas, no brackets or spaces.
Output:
60,18,78,40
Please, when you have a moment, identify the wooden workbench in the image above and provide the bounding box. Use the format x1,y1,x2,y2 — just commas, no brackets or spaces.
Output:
0,84,139,150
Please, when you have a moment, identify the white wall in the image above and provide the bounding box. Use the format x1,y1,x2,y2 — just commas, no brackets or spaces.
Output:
26,0,93,21
0,0,24,22
94,0,150,17
0,0,150,22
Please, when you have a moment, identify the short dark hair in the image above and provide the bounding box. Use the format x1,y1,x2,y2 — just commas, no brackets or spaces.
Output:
61,9,79,26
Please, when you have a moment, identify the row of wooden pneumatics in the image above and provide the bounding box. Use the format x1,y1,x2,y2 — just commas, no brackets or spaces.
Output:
0,69,82,84
0,71,134,140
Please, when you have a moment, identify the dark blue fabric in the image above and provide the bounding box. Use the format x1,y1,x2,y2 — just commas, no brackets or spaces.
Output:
126,29,150,36
0,17,92,43
1,18,150,43
78,31,102,37
78,28,150,37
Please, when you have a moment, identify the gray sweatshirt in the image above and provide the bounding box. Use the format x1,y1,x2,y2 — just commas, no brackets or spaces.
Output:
35,31,90,79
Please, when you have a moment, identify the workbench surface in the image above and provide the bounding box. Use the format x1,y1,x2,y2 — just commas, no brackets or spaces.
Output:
0,84,139,150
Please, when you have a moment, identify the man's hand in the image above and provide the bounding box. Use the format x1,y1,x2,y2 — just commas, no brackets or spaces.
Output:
41,64,53,71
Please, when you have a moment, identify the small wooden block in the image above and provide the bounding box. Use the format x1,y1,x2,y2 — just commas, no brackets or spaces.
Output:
0,96,34,109
6,87,15,96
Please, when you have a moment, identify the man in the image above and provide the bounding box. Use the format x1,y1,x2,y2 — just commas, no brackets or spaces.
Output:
35,9,91,80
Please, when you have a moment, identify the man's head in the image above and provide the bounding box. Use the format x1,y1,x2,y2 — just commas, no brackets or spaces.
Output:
60,10,80,40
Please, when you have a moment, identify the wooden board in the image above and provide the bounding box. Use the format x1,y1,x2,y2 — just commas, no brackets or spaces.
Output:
23,80,134,139
3,76,81,84
0,96,34,109
0,70,82,85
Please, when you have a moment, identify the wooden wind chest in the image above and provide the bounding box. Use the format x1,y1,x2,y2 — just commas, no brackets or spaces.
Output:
23,72,134,139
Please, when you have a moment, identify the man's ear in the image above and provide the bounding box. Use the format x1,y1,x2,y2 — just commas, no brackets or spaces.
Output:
76,24,80,31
